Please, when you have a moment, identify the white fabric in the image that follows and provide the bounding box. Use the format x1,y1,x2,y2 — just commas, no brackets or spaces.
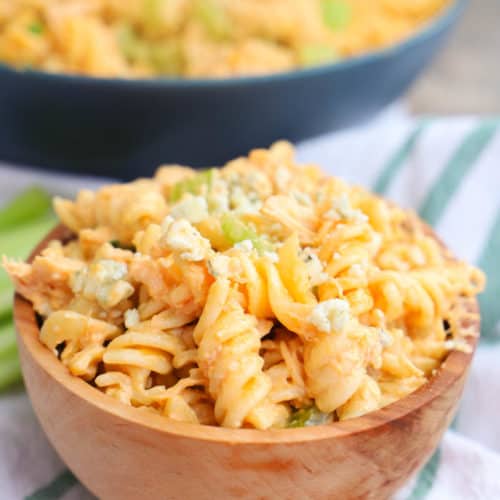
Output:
1,110,499,500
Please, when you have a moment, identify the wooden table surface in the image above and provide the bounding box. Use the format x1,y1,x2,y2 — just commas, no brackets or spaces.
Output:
409,0,500,114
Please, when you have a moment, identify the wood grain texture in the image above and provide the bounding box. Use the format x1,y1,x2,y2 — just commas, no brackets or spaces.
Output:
14,225,480,500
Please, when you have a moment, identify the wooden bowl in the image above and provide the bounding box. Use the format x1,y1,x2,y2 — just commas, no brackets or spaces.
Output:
14,226,479,500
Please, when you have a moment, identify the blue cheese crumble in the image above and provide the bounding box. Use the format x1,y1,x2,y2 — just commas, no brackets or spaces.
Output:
309,299,350,333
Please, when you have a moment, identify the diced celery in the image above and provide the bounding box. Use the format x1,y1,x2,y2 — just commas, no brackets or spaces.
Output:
150,41,183,75
220,214,272,253
28,23,44,35
0,187,51,231
117,24,151,62
298,44,338,67
194,0,232,40
117,24,135,58
170,169,216,203
322,0,352,31
287,405,332,428
143,0,165,34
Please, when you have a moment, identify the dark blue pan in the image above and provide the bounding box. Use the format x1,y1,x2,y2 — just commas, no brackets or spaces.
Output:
0,1,465,179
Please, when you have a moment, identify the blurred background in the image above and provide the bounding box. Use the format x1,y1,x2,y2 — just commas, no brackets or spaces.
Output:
2,0,493,177
410,0,499,114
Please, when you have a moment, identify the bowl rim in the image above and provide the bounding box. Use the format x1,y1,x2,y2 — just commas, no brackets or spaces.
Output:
14,223,479,445
0,0,465,88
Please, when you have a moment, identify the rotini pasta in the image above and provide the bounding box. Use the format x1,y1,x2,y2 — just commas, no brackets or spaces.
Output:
0,0,450,78
194,278,288,428
4,141,485,429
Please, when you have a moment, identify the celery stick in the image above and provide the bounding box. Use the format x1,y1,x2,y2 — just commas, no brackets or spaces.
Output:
0,214,56,258
0,287,13,323
0,272,10,293
0,323,21,393
0,322,16,360
0,357,22,392
0,187,55,393
0,187,52,231
0,216,56,320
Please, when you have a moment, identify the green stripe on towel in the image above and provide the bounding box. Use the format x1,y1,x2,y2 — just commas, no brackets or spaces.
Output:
419,122,498,225
407,448,442,500
25,469,77,500
373,122,429,195
405,124,498,499
477,209,500,342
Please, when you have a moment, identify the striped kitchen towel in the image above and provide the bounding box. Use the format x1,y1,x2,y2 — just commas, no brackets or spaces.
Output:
1,116,499,499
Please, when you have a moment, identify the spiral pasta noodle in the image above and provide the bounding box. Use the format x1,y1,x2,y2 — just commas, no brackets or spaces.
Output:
4,141,485,429
194,278,288,428
41,310,121,380
54,180,168,243
261,330,309,407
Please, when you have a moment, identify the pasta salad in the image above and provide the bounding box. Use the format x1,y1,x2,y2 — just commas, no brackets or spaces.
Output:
4,142,484,429
0,0,450,78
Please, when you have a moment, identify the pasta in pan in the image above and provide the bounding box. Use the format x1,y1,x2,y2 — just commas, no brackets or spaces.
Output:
4,142,484,429
0,0,450,78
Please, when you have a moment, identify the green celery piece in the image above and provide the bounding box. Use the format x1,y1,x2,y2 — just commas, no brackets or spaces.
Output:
0,271,10,293
119,21,182,74
0,186,51,231
143,0,165,33
287,405,332,428
0,214,56,259
298,44,338,67
0,322,16,360
221,214,272,253
170,169,216,203
322,0,352,31
0,215,57,315
195,0,232,40
0,187,56,394
150,41,183,75
0,288,13,323
0,213,56,320
28,22,44,35
0,356,22,393
117,23,150,62
117,23,135,58
0,323,21,395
